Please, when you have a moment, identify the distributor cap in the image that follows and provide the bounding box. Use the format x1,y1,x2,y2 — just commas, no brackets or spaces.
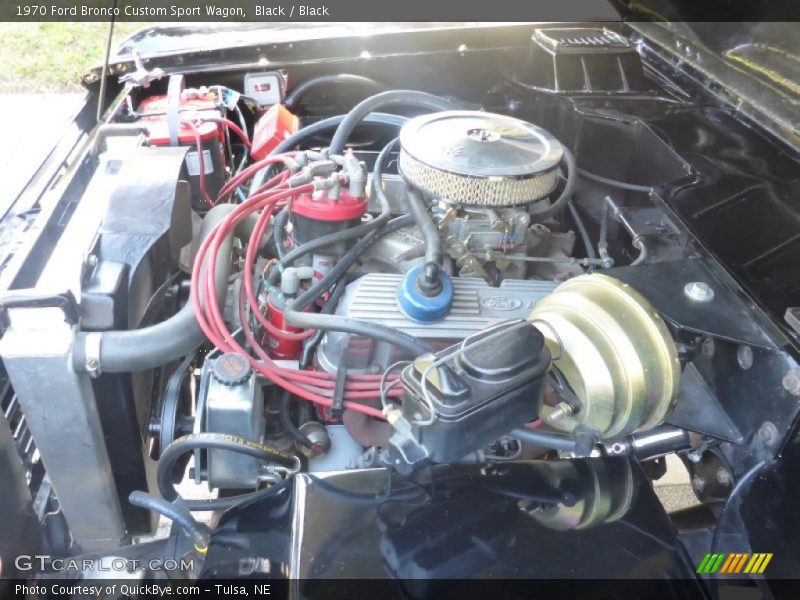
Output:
399,110,564,206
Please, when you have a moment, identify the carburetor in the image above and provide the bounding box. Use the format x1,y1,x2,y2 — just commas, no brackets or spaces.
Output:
398,110,566,280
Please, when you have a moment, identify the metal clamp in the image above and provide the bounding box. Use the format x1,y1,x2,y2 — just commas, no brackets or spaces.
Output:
84,332,103,378
119,49,165,89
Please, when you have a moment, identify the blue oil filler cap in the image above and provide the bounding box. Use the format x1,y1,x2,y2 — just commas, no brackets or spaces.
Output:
397,266,454,323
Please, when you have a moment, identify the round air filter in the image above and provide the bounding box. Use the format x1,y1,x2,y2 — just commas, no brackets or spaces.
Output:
398,111,563,206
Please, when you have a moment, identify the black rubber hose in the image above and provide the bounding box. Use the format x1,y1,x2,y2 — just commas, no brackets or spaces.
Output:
279,390,314,450
250,112,407,194
328,90,459,155
285,215,432,356
510,427,578,453
371,136,399,220
128,491,211,548
567,201,597,260
182,479,292,513
290,214,412,313
529,146,578,221
299,276,350,369
157,433,297,506
307,473,425,504
284,74,387,110
405,188,443,294
77,204,238,373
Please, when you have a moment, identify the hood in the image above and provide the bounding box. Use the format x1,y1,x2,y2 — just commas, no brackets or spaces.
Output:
89,17,799,148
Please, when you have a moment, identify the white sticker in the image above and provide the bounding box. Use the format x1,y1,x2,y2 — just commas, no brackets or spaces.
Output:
244,72,284,107
185,150,213,176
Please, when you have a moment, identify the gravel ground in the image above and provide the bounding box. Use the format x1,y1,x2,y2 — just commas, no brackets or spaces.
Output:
653,454,700,513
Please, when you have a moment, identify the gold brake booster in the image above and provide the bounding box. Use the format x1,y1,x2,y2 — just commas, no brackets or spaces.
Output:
529,274,681,440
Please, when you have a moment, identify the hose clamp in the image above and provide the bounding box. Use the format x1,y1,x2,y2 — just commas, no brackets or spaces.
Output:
84,332,103,378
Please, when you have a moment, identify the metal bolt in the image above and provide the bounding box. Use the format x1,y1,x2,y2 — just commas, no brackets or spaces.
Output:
737,345,754,370
692,476,705,492
782,371,800,396
85,359,101,378
758,421,779,447
546,402,573,423
701,337,716,358
716,468,732,486
684,281,715,303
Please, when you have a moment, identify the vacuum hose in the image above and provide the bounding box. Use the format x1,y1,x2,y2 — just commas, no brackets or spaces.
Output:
328,90,459,155
405,188,443,295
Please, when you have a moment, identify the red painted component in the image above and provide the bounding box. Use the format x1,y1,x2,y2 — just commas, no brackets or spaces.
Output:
266,294,304,360
137,94,223,145
292,189,368,222
250,103,299,160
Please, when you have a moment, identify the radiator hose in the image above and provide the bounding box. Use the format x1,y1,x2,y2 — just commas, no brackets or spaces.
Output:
74,204,240,374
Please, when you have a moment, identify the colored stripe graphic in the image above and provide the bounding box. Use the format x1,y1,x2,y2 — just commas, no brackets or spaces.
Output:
719,553,738,573
697,553,773,574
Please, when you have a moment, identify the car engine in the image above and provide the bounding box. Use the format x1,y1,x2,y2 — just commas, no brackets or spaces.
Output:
2,22,799,588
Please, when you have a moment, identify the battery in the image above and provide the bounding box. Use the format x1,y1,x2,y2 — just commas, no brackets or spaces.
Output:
137,93,226,208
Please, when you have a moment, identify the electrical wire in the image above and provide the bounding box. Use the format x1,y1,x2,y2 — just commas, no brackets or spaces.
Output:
188,153,402,418
185,121,216,207
197,116,251,148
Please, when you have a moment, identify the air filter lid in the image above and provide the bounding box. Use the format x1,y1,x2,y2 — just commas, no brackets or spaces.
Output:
399,111,563,206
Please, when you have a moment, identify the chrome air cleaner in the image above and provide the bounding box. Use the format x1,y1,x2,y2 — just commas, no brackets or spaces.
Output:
398,110,564,206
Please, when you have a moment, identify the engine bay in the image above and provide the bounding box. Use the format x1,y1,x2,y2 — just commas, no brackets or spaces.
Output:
2,22,800,586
